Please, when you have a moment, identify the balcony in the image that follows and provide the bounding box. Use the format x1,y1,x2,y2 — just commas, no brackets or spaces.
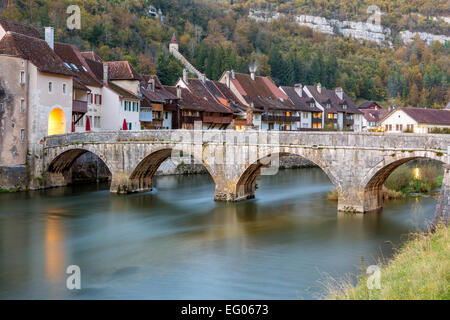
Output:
202,115,233,124
182,116,202,123
72,100,88,114
262,114,301,122
139,108,153,122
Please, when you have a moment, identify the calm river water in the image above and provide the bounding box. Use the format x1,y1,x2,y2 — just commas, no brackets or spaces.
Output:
0,168,438,299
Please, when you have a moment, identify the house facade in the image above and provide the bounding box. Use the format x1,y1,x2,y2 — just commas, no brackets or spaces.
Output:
303,84,363,131
0,24,73,167
379,107,450,133
280,84,322,129
218,70,302,131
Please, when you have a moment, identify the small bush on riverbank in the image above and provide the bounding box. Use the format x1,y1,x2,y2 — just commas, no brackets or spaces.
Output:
327,224,450,300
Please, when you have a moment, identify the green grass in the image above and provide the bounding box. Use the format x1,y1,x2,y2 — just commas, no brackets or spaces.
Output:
328,224,450,300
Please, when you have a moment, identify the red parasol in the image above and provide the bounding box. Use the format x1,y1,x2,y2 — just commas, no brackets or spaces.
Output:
86,116,91,131
122,119,128,130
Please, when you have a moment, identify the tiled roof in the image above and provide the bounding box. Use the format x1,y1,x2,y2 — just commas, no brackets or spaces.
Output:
398,107,450,125
54,43,103,87
165,85,232,113
0,32,73,76
106,82,140,100
305,85,362,114
231,73,300,111
81,51,103,63
212,81,247,113
359,101,381,109
185,79,234,113
280,86,321,112
0,19,41,39
84,57,104,82
361,109,390,122
141,75,178,102
170,33,178,44
105,61,143,81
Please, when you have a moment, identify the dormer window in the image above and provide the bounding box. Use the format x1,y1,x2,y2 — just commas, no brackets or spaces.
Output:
326,103,331,109
310,102,315,108
343,104,347,110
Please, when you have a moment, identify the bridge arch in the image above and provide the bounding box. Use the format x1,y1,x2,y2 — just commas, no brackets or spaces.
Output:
361,151,445,212
126,146,217,194
234,147,339,201
47,146,113,175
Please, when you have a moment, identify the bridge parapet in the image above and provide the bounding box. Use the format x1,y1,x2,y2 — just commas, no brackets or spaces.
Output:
44,130,449,151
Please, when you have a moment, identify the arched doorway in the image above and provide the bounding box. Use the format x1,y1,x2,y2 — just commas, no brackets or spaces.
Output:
48,108,66,136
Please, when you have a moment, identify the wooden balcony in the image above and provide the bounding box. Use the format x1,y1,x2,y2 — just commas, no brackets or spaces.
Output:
202,115,233,124
262,114,301,122
72,100,88,114
181,116,202,123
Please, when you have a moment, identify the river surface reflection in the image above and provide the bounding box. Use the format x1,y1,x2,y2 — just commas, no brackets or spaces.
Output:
0,168,437,299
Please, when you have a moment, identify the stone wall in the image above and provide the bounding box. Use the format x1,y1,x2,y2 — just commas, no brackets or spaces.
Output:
0,165,28,191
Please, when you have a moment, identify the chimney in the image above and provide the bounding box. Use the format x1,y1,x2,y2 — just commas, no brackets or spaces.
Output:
317,83,322,94
231,69,235,80
183,68,188,85
103,64,109,84
44,27,54,50
201,73,206,83
335,87,343,100
176,85,182,99
226,71,231,88
294,84,303,97
148,78,155,91
249,66,255,81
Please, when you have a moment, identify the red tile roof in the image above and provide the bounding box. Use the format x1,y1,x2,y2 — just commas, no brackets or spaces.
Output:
359,101,381,110
305,85,361,114
397,107,450,125
230,72,300,111
105,61,143,81
184,79,234,113
0,19,41,39
0,32,73,77
54,43,102,87
170,33,178,44
81,51,103,63
361,109,390,122
280,86,321,112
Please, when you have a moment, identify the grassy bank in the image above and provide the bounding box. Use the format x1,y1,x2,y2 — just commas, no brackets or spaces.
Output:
327,224,449,300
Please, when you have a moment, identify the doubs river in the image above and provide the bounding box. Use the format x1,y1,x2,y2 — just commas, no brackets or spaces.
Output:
0,168,438,299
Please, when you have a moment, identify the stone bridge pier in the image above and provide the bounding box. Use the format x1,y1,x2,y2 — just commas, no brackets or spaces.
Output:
40,131,449,220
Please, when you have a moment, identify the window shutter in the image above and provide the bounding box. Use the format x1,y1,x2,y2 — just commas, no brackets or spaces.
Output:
99,95,102,105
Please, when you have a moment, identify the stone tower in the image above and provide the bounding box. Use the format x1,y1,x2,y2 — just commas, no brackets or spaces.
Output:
169,33,179,54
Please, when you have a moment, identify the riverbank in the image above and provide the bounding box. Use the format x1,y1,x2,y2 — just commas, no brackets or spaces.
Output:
328,224,449,300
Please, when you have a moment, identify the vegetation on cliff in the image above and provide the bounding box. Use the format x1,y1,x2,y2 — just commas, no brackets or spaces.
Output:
0,0,448,108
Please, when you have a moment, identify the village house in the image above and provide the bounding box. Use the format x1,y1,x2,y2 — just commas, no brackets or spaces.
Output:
360,108,391,132
358,101,382,110
54,42,105,132
0,20,73,168
80,55,142,131
218,69,302,131
379,107,450,133
140,75,179,129
176,72,238,130
279,84,323,129
303,84,363,131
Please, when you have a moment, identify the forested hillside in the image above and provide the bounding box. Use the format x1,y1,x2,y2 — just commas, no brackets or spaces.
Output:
0,0,449,108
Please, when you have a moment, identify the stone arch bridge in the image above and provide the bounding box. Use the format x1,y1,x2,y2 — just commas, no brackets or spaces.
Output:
39,130,449,222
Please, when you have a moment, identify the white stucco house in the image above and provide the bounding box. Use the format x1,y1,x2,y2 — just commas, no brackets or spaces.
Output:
379,107,450,133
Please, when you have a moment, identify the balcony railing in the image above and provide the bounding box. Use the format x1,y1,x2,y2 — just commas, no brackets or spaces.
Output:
262,114,301,122
181,116,202,123
72,100,88,114
202,115,233,124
